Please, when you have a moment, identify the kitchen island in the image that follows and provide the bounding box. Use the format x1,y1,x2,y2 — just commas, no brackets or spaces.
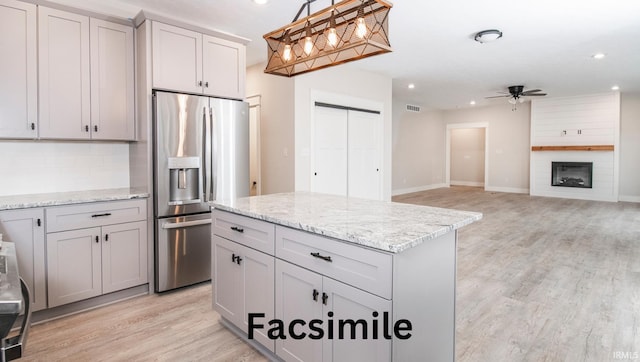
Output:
211,192,482,362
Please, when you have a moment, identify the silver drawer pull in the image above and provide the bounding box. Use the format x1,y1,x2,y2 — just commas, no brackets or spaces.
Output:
162,219,212,229
310,252,332,262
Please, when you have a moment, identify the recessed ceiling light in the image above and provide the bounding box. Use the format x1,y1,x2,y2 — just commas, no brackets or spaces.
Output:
253,0,268,4
470,100,476,105
408,84,415,89
611,85,619,90
592,53,606,59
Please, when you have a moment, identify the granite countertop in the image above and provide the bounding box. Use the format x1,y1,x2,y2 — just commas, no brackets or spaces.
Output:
211,192,482,253
0,188,149,211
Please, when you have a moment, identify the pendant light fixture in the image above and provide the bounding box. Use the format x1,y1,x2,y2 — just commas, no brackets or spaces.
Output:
264,0,393,77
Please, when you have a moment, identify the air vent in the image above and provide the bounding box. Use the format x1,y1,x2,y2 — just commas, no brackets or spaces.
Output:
406,104,421,112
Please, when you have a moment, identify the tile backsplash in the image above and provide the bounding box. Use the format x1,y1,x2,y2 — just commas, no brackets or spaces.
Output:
0,141,130,196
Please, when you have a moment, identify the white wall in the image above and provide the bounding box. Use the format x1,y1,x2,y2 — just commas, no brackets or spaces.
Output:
294,64,393,200
450,128,485,186
0,141,130,196
443,103,531,193
391,100,446,195
246,63,295,195
619,93,640,202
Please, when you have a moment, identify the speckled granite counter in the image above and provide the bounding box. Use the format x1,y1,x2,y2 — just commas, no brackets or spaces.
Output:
0,188,149,211
211,192,482,253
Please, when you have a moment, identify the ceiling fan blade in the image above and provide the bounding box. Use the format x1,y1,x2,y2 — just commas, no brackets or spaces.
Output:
485,95,511,98
521,89,542,95
524,93,547,96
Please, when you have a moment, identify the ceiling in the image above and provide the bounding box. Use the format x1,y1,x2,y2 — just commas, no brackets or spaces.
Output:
49,0,640,110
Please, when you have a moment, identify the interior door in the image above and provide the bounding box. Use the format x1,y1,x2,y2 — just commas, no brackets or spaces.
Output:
347,110,382,200
312,106,348,197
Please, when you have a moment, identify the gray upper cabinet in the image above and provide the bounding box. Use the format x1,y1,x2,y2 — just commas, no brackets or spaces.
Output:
0,0,37,139
38,6,91,140
90,18,135,140
38,7,135,141
152,21,246,99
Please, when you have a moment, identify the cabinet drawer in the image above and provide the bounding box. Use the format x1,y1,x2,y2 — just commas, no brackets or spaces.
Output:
46,199,147,232
212,209,275,255
275,226,392,299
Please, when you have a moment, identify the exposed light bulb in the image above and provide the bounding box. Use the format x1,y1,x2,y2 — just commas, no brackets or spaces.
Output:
283,44,292,61
303,22,313,55
327,27,338,47
326,11,338,47
304,36,313,55
356,17,367,39
611,85,620,90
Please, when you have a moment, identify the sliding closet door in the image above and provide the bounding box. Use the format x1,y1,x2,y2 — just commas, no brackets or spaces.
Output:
312,104,383,200
312,106,348,196
348,110,382,200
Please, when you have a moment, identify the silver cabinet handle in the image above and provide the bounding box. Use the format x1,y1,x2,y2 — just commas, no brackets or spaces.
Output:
161,219,211,229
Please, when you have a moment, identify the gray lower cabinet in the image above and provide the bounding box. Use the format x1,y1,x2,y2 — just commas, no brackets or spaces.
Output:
275,259,392,362
213,208,457,361
213,235,275,352
46,200,147,308
0,208,47,311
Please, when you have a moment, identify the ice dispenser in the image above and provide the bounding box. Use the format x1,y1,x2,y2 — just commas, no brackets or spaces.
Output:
168,157,201,205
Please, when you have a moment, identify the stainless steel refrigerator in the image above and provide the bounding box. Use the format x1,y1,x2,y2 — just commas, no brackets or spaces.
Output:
153,90,249,292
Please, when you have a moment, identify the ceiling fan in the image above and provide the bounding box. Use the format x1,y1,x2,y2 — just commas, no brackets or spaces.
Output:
486,85,547,110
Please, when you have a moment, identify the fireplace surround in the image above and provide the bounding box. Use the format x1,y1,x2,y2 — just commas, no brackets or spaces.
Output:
551,162,593,188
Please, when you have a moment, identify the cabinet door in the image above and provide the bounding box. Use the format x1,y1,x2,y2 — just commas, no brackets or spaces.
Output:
47,227,102,307
275,260,323,362
322,278,391,362
152,22,202,94
90,18,135,140
38,7,90,139
239,241,275,352
213,235,243,324
202,35,245,99
101,221,147,294
0,0,37,139
0,208,46,311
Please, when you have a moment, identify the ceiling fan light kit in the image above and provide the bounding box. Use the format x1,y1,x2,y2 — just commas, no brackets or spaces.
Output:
474,29,502,43
486,85,547,110
263,0,393,77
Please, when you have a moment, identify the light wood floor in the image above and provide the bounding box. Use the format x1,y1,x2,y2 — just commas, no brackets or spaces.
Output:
20,187,640,361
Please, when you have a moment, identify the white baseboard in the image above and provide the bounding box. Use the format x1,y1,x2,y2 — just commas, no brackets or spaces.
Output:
619,195,640,203
450,180,485,187
484,186,530,194
392,183,448,196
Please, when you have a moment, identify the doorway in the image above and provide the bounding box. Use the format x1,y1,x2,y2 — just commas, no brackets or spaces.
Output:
247,95,261,196
445,123,488,189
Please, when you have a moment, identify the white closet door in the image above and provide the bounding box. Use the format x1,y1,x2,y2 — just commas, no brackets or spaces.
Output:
312,106,348,196
348,110,382,200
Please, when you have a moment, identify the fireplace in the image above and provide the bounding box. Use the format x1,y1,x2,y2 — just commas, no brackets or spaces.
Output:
551,162,593,188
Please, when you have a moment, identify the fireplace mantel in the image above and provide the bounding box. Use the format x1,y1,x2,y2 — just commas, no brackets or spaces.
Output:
531,145,614,152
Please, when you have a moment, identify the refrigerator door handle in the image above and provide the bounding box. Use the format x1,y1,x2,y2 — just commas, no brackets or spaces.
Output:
202,106,211,202
210,106,217,202
161,219,212,229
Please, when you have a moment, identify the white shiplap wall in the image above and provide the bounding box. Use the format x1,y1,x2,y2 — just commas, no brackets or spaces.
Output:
530,93,620,201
